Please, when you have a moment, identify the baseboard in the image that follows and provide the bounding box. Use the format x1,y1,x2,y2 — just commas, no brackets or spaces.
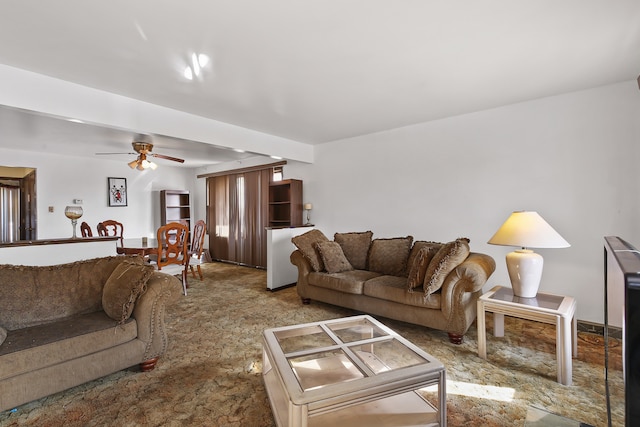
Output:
577,320,622,340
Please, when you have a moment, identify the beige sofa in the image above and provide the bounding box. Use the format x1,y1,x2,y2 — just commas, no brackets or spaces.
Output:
290,230,495,344
0,256,182,412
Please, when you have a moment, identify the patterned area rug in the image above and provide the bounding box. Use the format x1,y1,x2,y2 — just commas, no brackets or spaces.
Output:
0,262,624,426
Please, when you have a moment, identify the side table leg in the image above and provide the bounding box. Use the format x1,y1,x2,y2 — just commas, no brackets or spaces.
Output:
493,313,505,337
477,300,487,358
557,315,572,386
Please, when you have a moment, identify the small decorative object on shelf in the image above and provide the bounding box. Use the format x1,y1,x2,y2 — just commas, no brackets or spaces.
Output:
64,205,84,238
304,203,313,225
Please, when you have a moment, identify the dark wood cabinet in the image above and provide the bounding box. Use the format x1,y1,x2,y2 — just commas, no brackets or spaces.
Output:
160,190,191,230
269,179,302,227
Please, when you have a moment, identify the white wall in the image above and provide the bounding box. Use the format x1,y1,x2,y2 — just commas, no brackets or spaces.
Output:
286,80,640,324
0,148,194,240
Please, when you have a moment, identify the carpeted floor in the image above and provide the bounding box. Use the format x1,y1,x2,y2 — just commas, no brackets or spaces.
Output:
0,262,625,426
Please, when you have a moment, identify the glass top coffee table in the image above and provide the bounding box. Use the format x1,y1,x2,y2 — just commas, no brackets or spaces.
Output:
262,315,446,427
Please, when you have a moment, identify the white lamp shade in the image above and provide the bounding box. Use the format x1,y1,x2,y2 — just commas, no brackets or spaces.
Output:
304,203,313,210
487,211,570,249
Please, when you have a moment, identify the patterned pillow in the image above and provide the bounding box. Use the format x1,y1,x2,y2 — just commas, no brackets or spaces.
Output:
424,238,470,296
291,229,330,272
314,241,354,274
334,231,373,270
102,261,155,323
406,241,442,277
367,236,413,276
0,326,6,346
407,245,441,290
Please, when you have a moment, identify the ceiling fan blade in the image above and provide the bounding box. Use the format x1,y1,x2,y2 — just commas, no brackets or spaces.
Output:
151,153,185,163
96,152,137,155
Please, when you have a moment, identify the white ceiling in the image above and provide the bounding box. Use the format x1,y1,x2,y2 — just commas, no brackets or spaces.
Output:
0,0,639,166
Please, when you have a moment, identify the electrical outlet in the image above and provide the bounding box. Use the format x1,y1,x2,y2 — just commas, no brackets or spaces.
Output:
48,206,54,213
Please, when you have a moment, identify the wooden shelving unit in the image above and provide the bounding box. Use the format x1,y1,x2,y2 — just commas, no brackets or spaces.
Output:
268,179,302,228
160,190,191,231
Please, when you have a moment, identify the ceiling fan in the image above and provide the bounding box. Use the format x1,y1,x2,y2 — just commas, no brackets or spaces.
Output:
97,140,185,170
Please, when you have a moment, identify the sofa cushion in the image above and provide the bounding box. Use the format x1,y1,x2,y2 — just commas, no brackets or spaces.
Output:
334,231,373,270
292,229,330,272
102,261,154,323
368,236,413,276
0,327,5,346
309,270,381,295
314,241,353,274
363,276,441,309
424,238,471,296
0,311,137,381
407,245,441,290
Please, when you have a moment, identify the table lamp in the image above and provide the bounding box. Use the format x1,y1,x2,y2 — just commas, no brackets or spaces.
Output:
488,211,570,298
304,203,313,225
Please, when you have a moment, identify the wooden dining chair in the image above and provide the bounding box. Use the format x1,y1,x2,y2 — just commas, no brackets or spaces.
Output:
188,220,207,280
97,220,124,247
80,221,93,237
153,222,190,295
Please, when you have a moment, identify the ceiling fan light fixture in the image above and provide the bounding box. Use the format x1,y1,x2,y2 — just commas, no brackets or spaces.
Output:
128,159,138,169
148,161,158,170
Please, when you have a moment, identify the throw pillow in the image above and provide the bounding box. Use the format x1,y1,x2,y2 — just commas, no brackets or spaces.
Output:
424,238,471,296
314,241,354,274
0,326,6,346
334,231,373,270
407,245,441,290
291,229,330,272
407,241,442,274
102,261,155,323
367,236,413,276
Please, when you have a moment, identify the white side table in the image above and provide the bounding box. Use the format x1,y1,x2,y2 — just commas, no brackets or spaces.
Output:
477,286,577,386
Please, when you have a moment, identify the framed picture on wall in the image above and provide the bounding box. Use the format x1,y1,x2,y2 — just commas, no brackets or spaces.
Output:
108,177,127,207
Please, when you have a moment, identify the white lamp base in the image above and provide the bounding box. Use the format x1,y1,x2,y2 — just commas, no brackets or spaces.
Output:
505,249,544,298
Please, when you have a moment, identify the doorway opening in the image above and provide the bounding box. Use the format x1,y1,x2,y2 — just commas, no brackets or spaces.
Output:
0,166,37,242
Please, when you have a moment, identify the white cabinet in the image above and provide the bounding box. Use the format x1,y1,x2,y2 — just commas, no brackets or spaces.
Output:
266,226,313,290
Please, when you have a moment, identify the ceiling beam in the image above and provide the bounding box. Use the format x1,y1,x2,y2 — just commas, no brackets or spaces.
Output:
0,64,314,163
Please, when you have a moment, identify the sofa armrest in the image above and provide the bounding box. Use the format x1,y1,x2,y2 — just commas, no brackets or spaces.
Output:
132,271,182,360
291,250,313,296
440,252,496,321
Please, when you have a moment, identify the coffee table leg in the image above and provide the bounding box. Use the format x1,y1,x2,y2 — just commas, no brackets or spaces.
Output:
440,371,447,426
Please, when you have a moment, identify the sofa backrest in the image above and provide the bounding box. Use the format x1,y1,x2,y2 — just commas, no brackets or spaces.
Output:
0,256,142,330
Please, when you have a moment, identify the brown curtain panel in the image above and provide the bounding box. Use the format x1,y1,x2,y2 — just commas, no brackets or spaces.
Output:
207,169,269,268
